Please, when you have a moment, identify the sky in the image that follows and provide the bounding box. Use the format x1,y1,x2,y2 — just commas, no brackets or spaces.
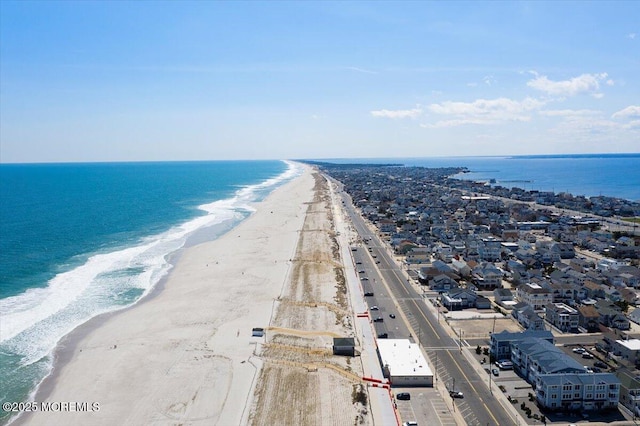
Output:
0,1,638,163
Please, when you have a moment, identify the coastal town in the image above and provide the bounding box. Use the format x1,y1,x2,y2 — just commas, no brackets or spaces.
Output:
311,161,640,425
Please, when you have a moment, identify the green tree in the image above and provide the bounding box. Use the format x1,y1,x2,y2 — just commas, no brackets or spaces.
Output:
615,300,630,313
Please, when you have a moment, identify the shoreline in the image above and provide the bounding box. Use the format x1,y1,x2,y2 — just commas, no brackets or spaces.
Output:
16,165,315,425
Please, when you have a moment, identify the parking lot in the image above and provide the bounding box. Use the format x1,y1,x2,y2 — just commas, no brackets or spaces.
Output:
393,387,457,426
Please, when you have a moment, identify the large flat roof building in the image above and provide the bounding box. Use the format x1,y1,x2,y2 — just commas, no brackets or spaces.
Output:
377,339,433,387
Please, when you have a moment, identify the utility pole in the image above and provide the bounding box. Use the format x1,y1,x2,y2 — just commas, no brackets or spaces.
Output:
489,360,493,395
435,352,438,386
452,377,456,412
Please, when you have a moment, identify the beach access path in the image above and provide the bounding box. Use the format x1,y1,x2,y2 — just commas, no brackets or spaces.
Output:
19,167,316,425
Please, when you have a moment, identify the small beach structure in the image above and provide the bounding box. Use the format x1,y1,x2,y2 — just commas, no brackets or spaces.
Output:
332,337,355,357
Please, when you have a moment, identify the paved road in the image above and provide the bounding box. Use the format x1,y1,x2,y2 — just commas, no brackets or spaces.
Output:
333,182,518,426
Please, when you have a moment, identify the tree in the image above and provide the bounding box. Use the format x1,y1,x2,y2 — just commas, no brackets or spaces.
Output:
615,300,630,313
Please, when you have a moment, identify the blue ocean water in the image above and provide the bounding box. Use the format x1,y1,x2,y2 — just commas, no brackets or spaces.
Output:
0,160,299,422
325,153,640,202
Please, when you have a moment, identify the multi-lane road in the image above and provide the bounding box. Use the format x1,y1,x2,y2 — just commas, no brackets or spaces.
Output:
334,180,518,426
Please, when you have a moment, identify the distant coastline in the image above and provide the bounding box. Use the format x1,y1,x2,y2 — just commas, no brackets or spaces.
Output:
307,154,640,202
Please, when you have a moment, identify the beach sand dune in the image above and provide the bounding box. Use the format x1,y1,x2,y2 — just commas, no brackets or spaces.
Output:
19,167,370,426
248,173,368,426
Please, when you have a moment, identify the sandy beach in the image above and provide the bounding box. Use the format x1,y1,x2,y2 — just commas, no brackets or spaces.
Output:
18,165,372,426
18,166,323,425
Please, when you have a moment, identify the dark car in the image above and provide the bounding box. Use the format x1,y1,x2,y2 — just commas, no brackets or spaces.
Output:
373,317,384,322
396,392,410,400
377,333,388,338
364,292,374,296
594,361,608,369
389,313,396,319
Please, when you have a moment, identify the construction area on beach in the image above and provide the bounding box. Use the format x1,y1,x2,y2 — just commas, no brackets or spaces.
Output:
248,173,372,425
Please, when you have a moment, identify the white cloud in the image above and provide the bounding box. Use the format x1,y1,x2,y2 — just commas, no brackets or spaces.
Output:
526,72,610,97
539,109,600,118
628,33,637,40
425,97,544,126
483,75,496,86
345,66,378,74
370,106,423,119
612,105,640,120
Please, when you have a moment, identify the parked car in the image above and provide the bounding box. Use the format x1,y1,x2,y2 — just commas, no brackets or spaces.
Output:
594,361,608,369
364,292,374,296
496,360,513,369
396,392,410,400
582,352,594,359
449,390,464,398
377,333,388,338
370,305,379,310
492,368,499,376
573,347,585,354
373,317,384,322
403,422,418,426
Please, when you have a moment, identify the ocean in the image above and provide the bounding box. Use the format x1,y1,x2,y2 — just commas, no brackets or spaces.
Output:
0,160,299,423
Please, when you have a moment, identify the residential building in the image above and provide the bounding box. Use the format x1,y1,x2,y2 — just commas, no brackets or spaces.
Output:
535,372,620,412
494,288,515,309
616,370,640,417
440,288,477,310
428,274,459,292
576,305,600,332
489,329,553,361
472,262,503,289
512,303,546,330
516,283,553,312
545,303,579,333
615,339,640,366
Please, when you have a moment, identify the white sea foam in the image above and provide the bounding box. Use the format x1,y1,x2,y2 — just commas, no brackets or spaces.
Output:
0,161,300,367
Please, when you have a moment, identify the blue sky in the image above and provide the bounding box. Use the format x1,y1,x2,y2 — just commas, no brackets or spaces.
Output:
1,1,638,163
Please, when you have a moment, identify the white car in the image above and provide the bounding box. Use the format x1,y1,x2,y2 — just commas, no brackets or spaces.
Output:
370,305,379,310
573,347,585,354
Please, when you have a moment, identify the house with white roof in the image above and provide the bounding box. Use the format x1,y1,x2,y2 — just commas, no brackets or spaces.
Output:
615,339,640,365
